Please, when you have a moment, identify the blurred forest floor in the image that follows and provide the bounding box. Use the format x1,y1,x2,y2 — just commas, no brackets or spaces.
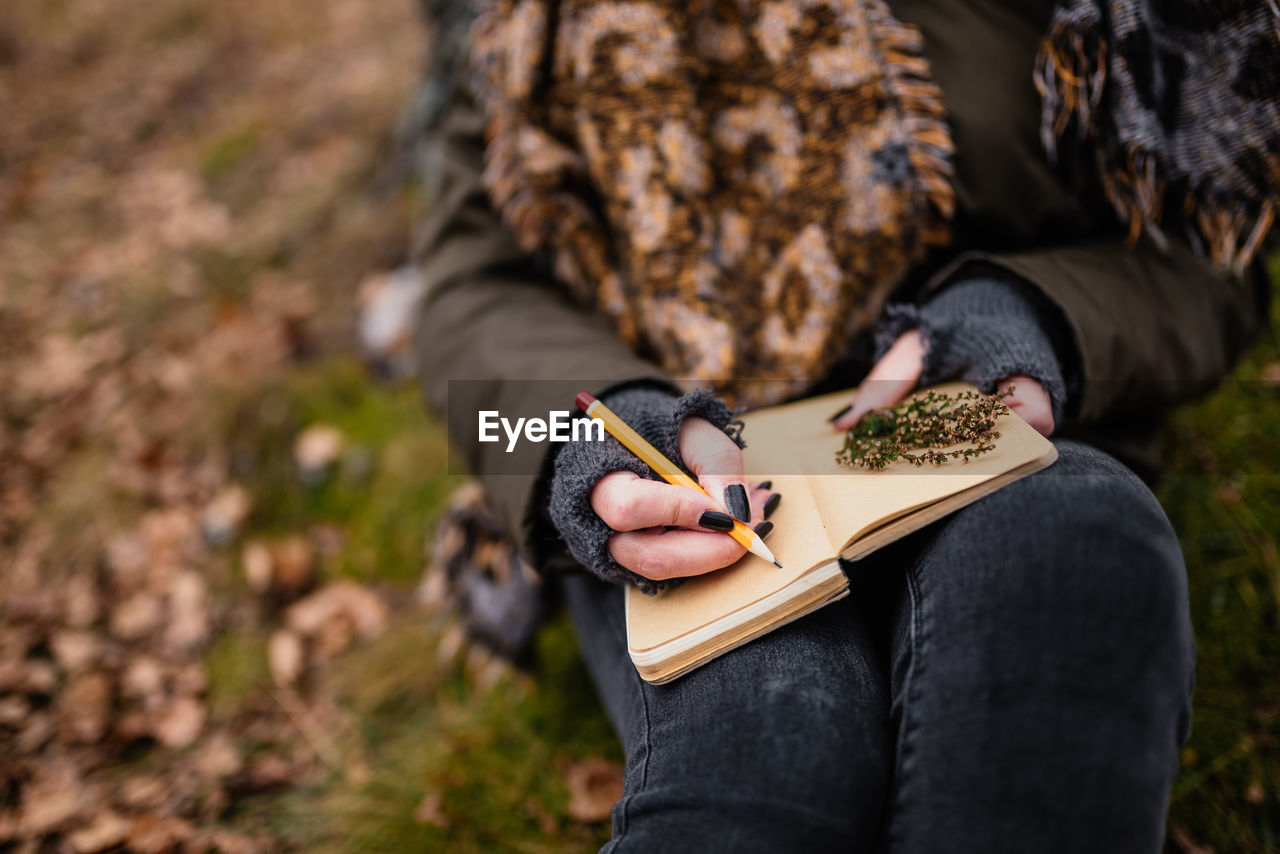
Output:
0,0,1276,852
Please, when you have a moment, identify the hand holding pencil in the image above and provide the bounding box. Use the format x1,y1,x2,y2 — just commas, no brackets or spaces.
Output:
576,392,782,580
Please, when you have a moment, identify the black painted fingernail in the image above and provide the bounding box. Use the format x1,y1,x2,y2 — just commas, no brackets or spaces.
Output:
827,404,853,423
757,480,772,491
753,520,774,539
763,492,782,519
724,484,750,522
698,510,735,532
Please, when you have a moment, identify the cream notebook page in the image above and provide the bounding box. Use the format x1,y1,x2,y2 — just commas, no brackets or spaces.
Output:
626,383,1056,653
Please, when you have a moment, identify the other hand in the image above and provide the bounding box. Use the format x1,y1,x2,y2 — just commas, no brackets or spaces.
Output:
828,329,1056,437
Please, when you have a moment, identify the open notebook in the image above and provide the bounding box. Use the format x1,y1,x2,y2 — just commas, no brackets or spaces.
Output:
625,382,1058,684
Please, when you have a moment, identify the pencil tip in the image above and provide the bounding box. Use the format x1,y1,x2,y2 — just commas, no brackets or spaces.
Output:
773,559,783,568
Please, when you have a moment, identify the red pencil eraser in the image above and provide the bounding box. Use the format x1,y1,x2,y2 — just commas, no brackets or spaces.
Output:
574,391,597,413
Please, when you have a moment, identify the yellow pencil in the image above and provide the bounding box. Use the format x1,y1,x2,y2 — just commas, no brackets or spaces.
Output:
575,391,782,568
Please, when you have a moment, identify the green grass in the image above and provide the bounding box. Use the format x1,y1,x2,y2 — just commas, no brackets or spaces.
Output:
201,121,263,180
222,357,460,583
1159,266,1280,852
270,619,618,853
205,628,271,724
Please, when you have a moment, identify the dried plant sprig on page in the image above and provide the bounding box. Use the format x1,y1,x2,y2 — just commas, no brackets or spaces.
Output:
836,388,1014,470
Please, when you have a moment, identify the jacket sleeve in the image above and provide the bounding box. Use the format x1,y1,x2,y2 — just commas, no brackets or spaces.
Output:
919,238,1266,424
412,88,674,573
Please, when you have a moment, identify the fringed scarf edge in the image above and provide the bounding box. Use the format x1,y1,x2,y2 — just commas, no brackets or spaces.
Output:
1035,16,1277,276
868,2,957,250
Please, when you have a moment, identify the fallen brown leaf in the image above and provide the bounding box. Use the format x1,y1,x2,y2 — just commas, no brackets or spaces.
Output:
153,697,206,749
109,592,164,641
171,663,208,697
193,734,244,781
241,540,273,595
50,630,103,674
105,532,150,587
0,660,26,693
0,696,29,726
119,657,165,701
269,535,315,601
15,713,53,755
127,812,196,854
207,830,273,854
435,622,466,667
200,484,251,546
413,791,449,828
62,573,101,628
241,755,295,793
58,672,113,744
163,570,210,651
23,660,59,695
310,617,355,662
285,581,388,644
66,810,131,853
118,776,168,811
1169,825,1216,854
294,425,344,483
268,630,305,687
562,757,624,823
19,759,93,836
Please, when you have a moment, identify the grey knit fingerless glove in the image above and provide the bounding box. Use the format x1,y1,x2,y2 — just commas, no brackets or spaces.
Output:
874,272,1073,424
548,386,744,594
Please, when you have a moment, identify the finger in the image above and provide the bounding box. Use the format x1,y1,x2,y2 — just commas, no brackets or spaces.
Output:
830,329,925,431
608,527,747,581
748,483,768,524
998,375,1055,437
748,483,781,525
590,470,730,532
677,417,751,523
760,490,782,521
745,481,778,539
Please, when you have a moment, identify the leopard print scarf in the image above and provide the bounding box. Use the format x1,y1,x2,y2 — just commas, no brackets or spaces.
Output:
1037,0,1279,274
467,0,956,407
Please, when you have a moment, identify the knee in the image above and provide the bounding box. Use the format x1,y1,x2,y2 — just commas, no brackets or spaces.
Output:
894,442,1195,835
922,440,1193,679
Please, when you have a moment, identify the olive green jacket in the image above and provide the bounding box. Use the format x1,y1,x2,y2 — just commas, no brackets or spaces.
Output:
414,0,1263,573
